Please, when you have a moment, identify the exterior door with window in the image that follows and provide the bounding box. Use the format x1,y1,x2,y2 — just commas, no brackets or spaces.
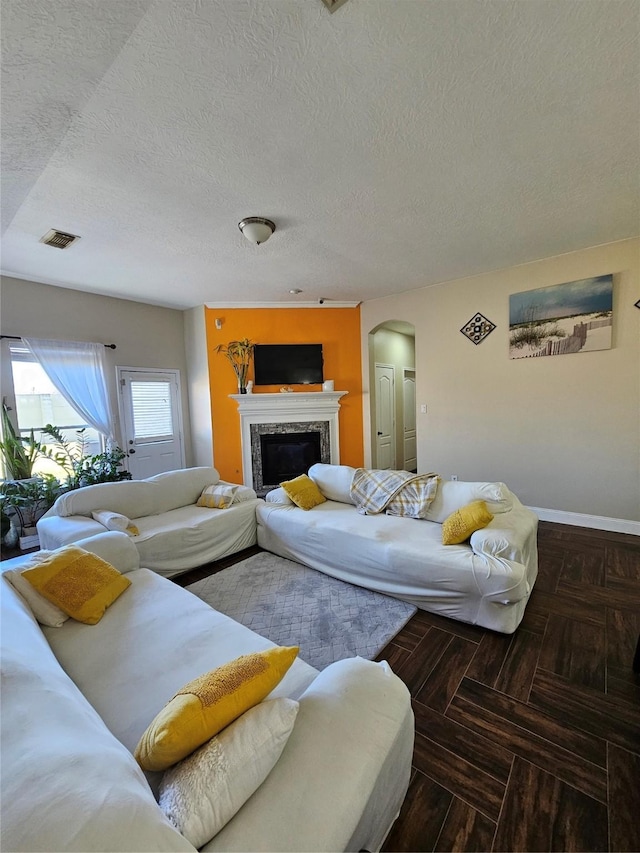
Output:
118,368,184,479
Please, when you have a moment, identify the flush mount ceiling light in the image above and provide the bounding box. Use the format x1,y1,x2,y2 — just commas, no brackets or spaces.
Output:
238,217,276,245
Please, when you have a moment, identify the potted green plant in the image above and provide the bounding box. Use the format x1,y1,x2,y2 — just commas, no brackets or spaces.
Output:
0,401,40,480
36,425,132,490
1,474,62,548
214,338,255,393
1,494,11,545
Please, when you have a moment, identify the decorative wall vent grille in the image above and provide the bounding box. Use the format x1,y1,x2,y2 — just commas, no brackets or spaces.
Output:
40,229,80,249
319,0,350,12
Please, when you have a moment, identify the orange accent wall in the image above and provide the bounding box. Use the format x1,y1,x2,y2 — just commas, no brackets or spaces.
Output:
205,307,364,483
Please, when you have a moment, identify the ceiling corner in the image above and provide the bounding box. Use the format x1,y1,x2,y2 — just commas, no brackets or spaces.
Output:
319,0,351,13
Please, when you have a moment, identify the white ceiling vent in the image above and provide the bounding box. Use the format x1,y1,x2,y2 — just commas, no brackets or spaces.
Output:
40,229,80,249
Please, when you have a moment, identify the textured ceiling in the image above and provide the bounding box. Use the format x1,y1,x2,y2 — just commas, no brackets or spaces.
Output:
1,0,638,310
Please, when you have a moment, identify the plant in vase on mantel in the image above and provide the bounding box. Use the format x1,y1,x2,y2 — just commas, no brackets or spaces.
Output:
214,338,255,394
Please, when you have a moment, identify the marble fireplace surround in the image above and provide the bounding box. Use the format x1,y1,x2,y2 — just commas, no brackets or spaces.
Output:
230,391,348,493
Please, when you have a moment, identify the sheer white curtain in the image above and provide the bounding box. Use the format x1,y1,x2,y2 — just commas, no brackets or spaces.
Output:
22,338,117,444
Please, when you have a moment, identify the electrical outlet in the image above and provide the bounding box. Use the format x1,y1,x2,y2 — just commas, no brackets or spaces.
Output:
420,404,427,414
451,474,458,481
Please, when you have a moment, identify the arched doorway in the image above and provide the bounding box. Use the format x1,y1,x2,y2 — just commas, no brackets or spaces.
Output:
368,321,416,471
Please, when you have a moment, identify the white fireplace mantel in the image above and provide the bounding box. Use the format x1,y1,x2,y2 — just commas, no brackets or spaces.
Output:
230,391,348,488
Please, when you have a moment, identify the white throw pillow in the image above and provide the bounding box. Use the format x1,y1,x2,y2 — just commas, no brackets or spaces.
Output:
91,510,139,536
158,698,299,848
3,552,69,628
91,510,130,532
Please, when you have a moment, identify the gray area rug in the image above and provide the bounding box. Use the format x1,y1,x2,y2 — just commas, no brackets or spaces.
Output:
186,552,417,670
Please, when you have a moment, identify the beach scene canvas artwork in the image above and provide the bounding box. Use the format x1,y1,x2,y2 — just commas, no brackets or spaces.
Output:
509,275,613,360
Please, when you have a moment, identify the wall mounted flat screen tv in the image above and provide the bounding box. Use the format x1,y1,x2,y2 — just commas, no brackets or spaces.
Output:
254,344,324,386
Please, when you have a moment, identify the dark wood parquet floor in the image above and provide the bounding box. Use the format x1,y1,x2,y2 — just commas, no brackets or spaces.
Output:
379,522,640,853
174,523,640,852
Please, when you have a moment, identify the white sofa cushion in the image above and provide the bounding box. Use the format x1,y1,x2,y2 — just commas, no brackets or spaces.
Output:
37,513,107,548
265,487,294,505
53,480,159,520
73,529,142,574
470,500,538,565
131,500,259,577
0,579,194,853
308,462,356,503
425,480,514,523
159,698,299,847
147,467,221,514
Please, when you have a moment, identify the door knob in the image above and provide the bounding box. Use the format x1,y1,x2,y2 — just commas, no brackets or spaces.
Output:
377,431,383,435
129,449,136,454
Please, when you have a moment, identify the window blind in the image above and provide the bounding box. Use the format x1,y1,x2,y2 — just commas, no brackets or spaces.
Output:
131,381,173,440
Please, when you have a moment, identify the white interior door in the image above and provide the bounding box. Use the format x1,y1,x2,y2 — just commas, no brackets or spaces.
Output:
118,368,185,479
403,368,417,471
375,364,395,470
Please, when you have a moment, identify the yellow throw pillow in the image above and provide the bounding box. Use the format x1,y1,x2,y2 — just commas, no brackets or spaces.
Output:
280,474,326,510
134,646,299,772
22,545,131,625
442,500,494,545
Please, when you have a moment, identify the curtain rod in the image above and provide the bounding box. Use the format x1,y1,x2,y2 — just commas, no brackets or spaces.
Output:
0,335,116,349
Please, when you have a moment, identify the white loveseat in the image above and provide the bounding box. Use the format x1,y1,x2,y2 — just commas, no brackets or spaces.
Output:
1,531,414,852
37,467,261,576
257,463,539,634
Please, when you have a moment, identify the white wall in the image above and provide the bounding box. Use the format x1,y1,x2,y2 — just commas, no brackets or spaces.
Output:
0,276,193,465
183,306,213,467
360,239,640,522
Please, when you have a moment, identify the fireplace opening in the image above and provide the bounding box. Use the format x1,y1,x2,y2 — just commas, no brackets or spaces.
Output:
260,432,322,485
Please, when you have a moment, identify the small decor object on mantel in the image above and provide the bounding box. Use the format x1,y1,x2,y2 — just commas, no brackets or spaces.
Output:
214,339,255,393
460,312,496,345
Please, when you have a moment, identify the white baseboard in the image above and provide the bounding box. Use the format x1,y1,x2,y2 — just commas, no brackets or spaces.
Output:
527,506,640,536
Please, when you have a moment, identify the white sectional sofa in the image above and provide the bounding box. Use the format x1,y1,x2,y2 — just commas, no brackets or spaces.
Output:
1,531,414,852
37,467,261,576
257,463,539,634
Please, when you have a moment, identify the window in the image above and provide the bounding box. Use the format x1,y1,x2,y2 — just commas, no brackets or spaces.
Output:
8,344,102,478
130,380,174,441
